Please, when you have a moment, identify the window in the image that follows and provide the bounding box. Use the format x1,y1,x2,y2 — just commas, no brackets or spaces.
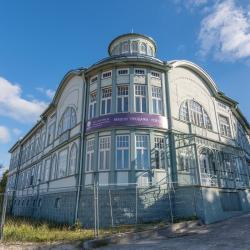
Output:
54,198,61,209
134,68,145,75
50,154,57,180
99,136,111,170
102,71,112,79
148,46,153,56
131,41,138,53
180,101,189,121
58,107,77,135
136,135,150,170
117,69,129,75
86,139,95,172
178,153,190,172
58,149,68,178
117,86,129,112
38,199,42,207
179,100,212,130
89,91,97,119
90,75,98,85
116,135,129,169
47,122,55,146
135,85,147,113
68,144,77,175
152,86,163,114
219,115,232,138
101,87,112,115
43,158,51,182
154,137,165,169
151,71,160,78
140,43,147,54
121,41,129,53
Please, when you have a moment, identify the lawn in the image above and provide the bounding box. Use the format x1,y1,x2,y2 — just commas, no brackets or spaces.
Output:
2,216,164,243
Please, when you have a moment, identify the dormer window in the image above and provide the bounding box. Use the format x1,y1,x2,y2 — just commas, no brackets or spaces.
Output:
121,41,129,54
140,43,147,54
102,71,112,79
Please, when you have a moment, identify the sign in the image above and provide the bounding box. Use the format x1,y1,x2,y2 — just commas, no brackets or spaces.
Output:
86,113,168,132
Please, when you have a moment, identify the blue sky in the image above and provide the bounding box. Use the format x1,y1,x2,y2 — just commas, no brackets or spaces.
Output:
0,0,250,171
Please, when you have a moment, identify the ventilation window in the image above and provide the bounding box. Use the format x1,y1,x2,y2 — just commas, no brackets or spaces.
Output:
102,71,112,79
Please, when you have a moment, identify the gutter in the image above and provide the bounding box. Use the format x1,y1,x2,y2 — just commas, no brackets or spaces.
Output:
74,70,87,223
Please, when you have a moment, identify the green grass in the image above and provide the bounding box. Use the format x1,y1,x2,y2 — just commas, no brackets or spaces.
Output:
3,217,94,243
2,217,165,243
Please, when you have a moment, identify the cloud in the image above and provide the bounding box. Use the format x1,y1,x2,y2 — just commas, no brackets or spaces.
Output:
12,128,22,136
198,0,250,61
36,87,55,99
0,77,48,123
0,126,11,143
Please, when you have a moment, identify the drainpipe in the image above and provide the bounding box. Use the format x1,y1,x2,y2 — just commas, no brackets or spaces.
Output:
164,63,178,185
74,70,87,224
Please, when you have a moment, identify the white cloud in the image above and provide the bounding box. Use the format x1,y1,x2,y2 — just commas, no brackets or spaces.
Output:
12,128,22,136
36,87,55,99
0,77,48,123
198,0,250,61
0,126,11,143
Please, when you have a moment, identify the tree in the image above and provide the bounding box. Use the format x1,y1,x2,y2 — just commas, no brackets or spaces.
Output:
0,169,9,194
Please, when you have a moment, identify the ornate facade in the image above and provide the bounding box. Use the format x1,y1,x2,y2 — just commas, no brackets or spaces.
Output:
7,33,250,225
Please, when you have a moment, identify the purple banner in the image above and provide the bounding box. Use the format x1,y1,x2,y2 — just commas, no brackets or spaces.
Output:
86,113,168,132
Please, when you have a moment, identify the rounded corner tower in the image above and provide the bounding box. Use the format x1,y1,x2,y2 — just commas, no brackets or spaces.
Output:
108,33,157,57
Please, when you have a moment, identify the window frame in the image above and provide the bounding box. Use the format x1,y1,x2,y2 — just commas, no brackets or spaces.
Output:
117,85,129,113
100,87,112,115
219,114,232,138
116,135,130,170
134,84,147,113
135,134,150,170
152,86,163,115
86,138,95,172
102,70,112,79
98,136,111,171
88,91,97,119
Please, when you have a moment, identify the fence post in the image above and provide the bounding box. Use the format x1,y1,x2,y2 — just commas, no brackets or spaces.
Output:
93,183,97,238
135,185,138,225
167,183,174,224
0,191,8,240
108,189,114,227
96,183,99,238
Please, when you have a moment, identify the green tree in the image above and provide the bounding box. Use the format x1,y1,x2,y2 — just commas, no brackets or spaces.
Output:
0,168,9,194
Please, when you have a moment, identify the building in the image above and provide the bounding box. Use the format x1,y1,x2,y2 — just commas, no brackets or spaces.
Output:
7,33,250,226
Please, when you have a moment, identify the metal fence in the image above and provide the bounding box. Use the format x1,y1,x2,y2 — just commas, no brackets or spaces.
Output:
0,181,202,239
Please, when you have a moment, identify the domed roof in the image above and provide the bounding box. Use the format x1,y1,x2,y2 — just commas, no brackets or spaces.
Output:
108,33,157,57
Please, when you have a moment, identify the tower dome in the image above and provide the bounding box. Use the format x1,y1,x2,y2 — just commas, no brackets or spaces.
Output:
108,33,157,57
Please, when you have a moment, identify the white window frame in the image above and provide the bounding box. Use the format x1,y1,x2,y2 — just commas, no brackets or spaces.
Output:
90,75,98,85
98,136,111,171
151,71,160,78
134,68,145,75
134,84,147,113
86,139,95,172
135,134,150,170
154,137,165,169
102,70,112,79
68,143,77,175
117,68,129,76
57,148,68,178
116,135,130,170
152,86,163,115
219,114,232,138
101,87,112,115
88,91,97,119
117,85,129,113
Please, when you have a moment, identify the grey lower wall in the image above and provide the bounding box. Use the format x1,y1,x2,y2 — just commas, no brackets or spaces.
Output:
11,191,77,224
78,186,172,228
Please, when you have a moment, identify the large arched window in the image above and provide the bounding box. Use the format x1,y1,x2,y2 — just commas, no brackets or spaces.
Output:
179,100,212,130
58,107,77,135
140,42,147,54
50,154,57,180
68,143,77,175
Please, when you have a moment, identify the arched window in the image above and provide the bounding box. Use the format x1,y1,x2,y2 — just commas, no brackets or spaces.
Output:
179,100,212,130
50,154,57,180
121,41,129,53
131,41,138,53
58,107,77,135
140,42,147,54
148,46,153,56
68,143,77,175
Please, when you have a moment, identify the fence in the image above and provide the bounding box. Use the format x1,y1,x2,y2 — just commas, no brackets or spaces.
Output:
0,182,203,239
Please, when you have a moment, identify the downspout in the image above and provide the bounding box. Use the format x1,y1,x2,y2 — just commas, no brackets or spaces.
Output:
164,63,178,184
74,70,87,224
